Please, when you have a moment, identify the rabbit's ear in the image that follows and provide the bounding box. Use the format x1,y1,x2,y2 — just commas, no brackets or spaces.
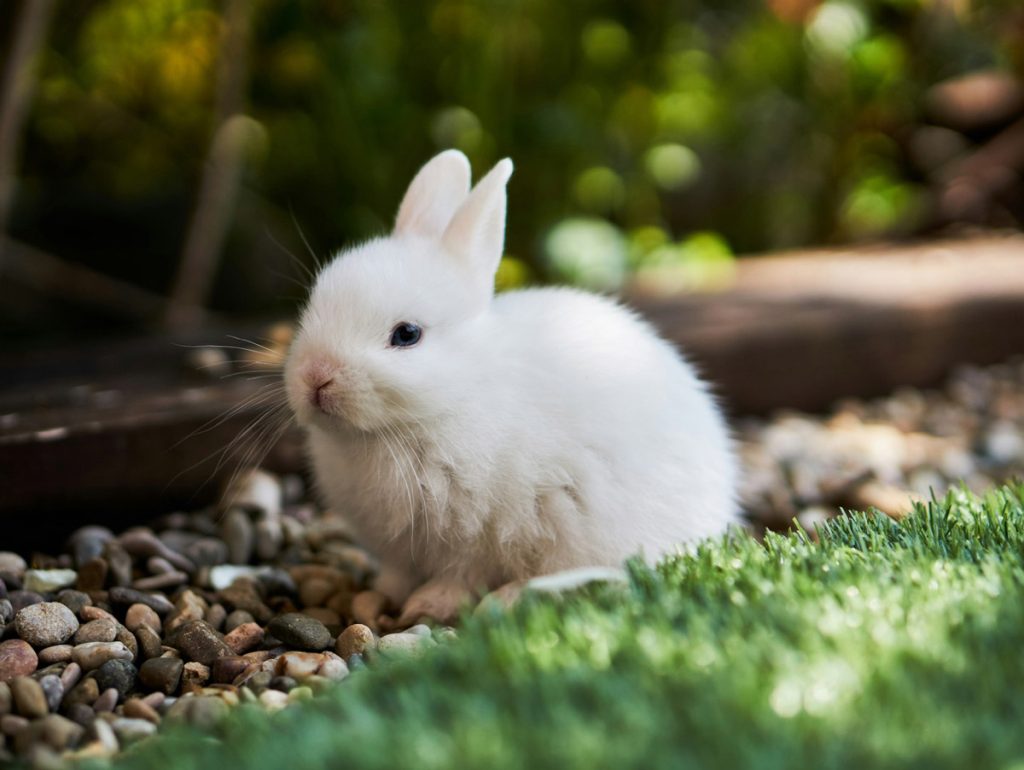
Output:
442,158,513,291
394,150,472,238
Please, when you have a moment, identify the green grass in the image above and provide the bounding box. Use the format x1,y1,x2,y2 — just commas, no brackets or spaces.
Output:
101,485,1024,770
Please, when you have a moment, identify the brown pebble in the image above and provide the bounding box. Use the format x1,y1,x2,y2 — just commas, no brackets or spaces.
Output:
302,607,342,629
72,641,133,671
223,622,264,655
224,610,254,633
336,624,375,660
140,691,165,709
80,606,117,623
133,572,189,591
74,619,118,644
170,620,232,665
63,677,99,707
0,681,10,715
92,687,119,713
10,676,48,719
59,662,82,691
210,656,249,684
123,698,161,724
138,657,183,695
0,640,38,682
37,645,73,665
299,577,335,608
204,603,227,631
181,661,211,692
1,713,30,737
115,625,138,660
75,559,108,592
325,590,353,617
350,590,388,629
124,604,161,634
135,625,163,660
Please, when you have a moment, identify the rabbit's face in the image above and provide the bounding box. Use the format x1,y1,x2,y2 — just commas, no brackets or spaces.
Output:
285,150,512,434
285,235,480,433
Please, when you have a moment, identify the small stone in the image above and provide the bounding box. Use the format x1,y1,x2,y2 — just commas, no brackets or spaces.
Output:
170,620,232,665
74,619,118,645
103,544,133,587
145,556,177,575
269,675,297,693
69,527,113,568
117,529,195,573
107,587,174,615
1,713,30,737
38,675,62,713
222,510,254,564
167,694,229,727
132,572,188,591
124,604,161,634
273,651,332,679
405,624,433,638
299,578,335,608
217,579,272,622
225,469,283,519
88,717,118,753
134,625,163,661
0,640,38,681
10,676,48,718
181,661,211,691
62,677,99,708
138,658,183,695
377,632,436,657
110,717,157,745
224,610,254,632
23,570,77,594
56,590,91,616
122,698,161,724
336,624,375,660
204,603,227,631
140,691,164,710
0,599,12,624
7,590,45,613
350,590,388,629
14,602,79,647
267,613,331,651
65,703,95,727
80,606,117,623
255,519,284,561
183,538,229,568
239,670,272,694
0,682,9,715
258,689,288,711
59,662,82,692
0,554,26,580
29,713,84,752
317,655,348,681
71,642,133,671
95,659,136,698
209,565,272,592
75,559,108,592
93,687,119,713
211,656,249,684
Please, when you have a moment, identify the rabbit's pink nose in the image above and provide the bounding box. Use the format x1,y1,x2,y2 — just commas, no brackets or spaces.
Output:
310,378,334,410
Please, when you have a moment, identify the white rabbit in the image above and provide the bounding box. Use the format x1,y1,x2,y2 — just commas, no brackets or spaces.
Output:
284,150,738,623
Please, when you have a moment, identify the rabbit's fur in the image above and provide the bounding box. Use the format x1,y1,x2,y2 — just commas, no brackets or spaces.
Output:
285,151,738,622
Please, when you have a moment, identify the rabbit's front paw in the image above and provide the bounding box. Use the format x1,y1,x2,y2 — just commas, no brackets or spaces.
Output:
397,578,474,626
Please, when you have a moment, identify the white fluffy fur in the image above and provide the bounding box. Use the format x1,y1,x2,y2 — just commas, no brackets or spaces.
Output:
285,151,738,614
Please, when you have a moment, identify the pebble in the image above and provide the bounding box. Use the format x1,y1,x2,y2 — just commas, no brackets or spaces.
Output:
10,676,48,719
80,606,117,622
95,658,136,698
258,689,288,711
63,678,99,708
336,623,375,660
55,590,91,616
138,658,182,695
223,622,263,654
181,661,211,691
208,565,272,592
59,662,82,692
134,624,163,660
74,618,119,644
0,681,9,714
75,559,108,592
8,590,45,613
25,713,84,753
93,687,119,713
89,717,119,753
350,590,388,629
72,642,133,670
204,603,227,631
0,599,11,624
0,640,38,681
228,469,283,519
37,675,62,713
183,537,229,568
103,543,133,587
69,527,113,567
133,572,189,591
110,717,157,745
210,656,249,684
255,519,284,561
165,694,229,727
122,698,161,724
224,609,255,632
14,602,79,647
107,587,174,615
268,613,331,651
0,554,26,580
22,569,77,594
124,604,161,634
170,620,232,665
118,530,195,573
377,632,437,657
65,702,95,727
222,510,254,565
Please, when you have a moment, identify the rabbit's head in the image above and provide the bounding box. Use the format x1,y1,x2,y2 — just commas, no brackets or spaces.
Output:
285,150,513,432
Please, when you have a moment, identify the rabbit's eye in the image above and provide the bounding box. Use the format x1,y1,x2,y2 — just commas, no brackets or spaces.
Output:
390,322,422,348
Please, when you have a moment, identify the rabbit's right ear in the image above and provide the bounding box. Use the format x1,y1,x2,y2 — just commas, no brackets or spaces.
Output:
394,150,472,238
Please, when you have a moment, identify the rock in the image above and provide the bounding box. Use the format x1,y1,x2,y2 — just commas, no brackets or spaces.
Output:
56,590,91,616
138,658,183,695
110,717,157,745
71,642,133,671
377,632,436,657
223,622,264,655
7,590,45,613
0,681,10,715
10,676,48,718
225,469,283,518
118,530,195,573
350,590,388,629
268,613,331,652
1,713,30,737
95,659,136,698
26,713,84,753
75,559,108,592
166,694,229,728
80,606,117,622
273,651,347,680
258,689,288,711
0,640,37,681
38,675,63,713
224,610,254,632
69,527,113,567
23,570,77,594
170,620,232,665
124,604,161,634
74,619,118,645
59,662,82,692
405,624,433,638
0,599,12,624
93,687,119,712
133,572,189,591
88,717,119,753
269,675,297,692
299,577,335,608
336,624,375,660
107,587,174,615
0,554,26,580
217,578,272,622
204,603,227,631
62,677,99,708
181,661,211,691
64,702,95,727
222,510,254,564
183,538,229,568
103,543,133,587
255,519,284,561
211,656,249,684
134,625,163,661
122,698,161,724
36,643,73,667
209,565,273,592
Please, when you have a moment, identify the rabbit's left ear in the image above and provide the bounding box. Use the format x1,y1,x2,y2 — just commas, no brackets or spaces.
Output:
442,158,513,295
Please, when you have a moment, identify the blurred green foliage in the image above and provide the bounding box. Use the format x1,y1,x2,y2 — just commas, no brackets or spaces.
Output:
6,0,1023,322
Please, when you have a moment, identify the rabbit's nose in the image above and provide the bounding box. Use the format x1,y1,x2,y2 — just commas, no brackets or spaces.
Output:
310,378,334,410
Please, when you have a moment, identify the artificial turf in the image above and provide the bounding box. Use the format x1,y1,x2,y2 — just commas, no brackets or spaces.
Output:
97,485,1024,770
